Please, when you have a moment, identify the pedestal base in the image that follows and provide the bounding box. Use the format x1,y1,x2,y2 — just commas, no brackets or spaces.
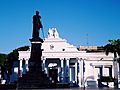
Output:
18,70,52,89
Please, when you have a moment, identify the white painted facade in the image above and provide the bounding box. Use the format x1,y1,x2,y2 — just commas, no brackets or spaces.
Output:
18,28,119,88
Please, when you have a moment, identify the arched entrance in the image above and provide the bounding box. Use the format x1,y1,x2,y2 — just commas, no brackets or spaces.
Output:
45,58,61,83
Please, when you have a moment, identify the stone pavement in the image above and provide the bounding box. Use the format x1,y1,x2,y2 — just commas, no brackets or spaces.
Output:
16,88,120,90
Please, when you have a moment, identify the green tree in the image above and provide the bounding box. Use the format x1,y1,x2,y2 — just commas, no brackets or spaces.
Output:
0,53,7,78
104,39,120,88
0,53,7,66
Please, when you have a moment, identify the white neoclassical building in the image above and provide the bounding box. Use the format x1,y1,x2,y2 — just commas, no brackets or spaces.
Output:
18,28,119,88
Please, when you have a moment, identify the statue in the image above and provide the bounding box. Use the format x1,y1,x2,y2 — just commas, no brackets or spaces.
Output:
32,11,43,38
48,28,59,38
18,11,52,89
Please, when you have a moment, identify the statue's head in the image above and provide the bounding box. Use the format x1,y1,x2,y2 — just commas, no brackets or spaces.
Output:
36,11,39,15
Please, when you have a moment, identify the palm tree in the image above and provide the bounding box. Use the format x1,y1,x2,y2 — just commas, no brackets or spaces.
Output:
104,39,120,88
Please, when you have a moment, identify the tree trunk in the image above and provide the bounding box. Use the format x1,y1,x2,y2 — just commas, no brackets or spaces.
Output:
113,58,118,88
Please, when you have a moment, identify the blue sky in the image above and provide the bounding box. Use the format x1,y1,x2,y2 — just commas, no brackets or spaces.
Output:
0,0,120,54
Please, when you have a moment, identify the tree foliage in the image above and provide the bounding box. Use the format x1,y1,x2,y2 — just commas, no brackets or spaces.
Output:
0,53,7,66
104,39,120,58
7,45,30,61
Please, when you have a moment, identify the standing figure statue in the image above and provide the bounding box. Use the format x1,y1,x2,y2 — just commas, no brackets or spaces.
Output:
32,11,43,38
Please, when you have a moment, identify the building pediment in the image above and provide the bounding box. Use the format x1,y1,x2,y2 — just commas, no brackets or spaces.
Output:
42,28,78,52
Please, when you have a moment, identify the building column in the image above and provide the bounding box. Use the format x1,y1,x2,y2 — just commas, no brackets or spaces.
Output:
26,59,29,71
44,67,48,75
60,58,64,83
78,58,81,87
66,58,70,83
70,67,72,81
22,58,27,75
19,59,23,77
70,67,75,82
44,60,48,75
19,59,22,71
75,60,78,83
42,59,46,72
80,58,85,88
41,56,45,71
0,66,2,80
83,59,86,88
58,67,61,82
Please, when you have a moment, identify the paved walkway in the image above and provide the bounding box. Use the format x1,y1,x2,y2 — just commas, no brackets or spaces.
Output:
16,88,120,90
